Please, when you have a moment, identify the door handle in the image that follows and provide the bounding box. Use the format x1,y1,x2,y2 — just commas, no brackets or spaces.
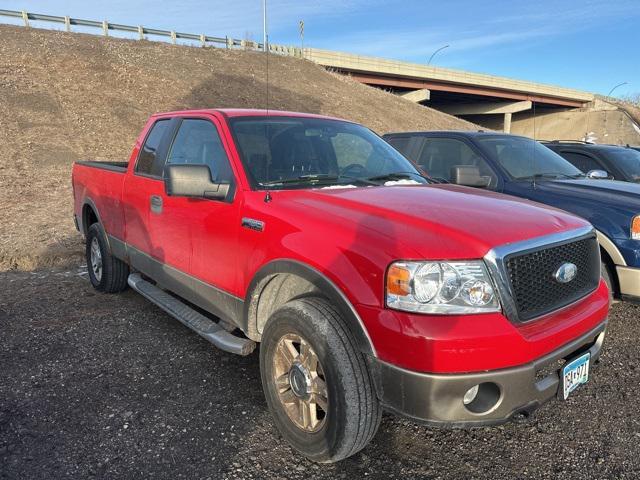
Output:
150,195,163,214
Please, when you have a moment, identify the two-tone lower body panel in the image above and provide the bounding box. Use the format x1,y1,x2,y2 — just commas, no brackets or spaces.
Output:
370,321,606,427
617,265,640,303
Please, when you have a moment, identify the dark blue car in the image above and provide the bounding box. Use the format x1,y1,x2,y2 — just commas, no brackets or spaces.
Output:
542,141,640,184
383,131,640,304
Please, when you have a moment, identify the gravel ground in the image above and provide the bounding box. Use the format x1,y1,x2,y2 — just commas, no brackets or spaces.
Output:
1,267,640,479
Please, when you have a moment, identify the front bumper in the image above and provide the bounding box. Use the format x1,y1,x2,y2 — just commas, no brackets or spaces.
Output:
370,321,607,427
617,265,640,302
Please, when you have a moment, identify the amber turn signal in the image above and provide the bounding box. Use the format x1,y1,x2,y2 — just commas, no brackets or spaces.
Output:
632,216,640,241
387,264,411,296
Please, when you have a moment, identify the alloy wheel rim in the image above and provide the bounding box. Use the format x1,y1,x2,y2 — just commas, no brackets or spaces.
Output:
90,237,103,282
272,333,328,433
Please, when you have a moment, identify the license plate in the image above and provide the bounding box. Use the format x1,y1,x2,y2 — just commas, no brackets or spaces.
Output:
562,352,590,400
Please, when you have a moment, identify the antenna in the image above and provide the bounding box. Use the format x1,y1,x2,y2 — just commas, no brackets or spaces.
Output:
532,100,537,189
263,0,269,115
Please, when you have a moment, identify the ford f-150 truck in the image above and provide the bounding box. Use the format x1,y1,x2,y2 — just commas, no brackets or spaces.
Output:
72,110,608,463
384,131,640,306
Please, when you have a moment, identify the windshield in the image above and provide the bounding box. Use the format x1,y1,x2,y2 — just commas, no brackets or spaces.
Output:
477,135,583,180
228,116,427,189
604,149,640,181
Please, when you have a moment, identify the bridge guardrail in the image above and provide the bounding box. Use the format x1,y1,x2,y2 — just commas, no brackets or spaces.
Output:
0,8,303,56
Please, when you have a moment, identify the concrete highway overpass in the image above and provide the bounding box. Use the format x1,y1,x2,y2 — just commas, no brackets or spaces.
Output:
300,48,640,145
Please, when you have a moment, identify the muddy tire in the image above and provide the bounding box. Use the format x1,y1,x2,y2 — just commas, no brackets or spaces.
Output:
86,223,129,293
260,297,381,463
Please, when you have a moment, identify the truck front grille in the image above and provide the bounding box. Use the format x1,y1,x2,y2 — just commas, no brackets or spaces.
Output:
504,237,601,321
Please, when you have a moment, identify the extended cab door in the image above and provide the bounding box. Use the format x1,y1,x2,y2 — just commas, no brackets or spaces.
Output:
123,117,177,258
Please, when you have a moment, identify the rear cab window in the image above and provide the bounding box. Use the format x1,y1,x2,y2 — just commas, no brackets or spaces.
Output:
558,151,603,173
385,136,412,155
135,119,171,177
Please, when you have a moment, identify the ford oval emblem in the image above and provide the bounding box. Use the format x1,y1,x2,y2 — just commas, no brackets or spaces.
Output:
554,262,578,283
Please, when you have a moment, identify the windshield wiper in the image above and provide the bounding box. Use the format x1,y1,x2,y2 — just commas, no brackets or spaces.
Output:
260,174,339,186
517,172,585,180
366,172,429,183
260,173,378,187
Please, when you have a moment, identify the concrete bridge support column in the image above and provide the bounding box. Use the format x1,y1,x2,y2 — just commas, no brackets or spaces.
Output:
504,112,512,133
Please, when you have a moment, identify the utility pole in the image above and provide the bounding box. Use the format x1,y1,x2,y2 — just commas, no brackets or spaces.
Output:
262,0,267,52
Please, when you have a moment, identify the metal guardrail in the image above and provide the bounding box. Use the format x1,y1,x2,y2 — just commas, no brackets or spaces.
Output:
0,8,598,105
0,8,302,56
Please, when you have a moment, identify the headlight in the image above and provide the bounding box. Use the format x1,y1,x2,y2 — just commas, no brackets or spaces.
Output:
386,260,501,314
632,215,640,240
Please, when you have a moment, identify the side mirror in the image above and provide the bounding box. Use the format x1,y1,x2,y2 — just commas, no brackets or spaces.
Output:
451,165,491,188
586,169,609,180
165,164,232,201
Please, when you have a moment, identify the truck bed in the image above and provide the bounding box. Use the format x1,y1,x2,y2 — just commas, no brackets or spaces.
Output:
72,161,128,240
75,160,128,173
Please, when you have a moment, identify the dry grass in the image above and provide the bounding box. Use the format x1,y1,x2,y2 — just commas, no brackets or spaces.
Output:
0,25,476,271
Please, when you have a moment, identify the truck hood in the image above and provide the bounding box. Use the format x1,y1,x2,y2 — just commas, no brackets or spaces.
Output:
541,178,640,208
281,184,588,260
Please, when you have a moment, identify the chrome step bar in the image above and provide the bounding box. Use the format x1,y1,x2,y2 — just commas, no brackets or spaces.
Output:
128,273,256,356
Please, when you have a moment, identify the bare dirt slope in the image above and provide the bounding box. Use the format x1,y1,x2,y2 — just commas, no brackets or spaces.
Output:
0,24,476,271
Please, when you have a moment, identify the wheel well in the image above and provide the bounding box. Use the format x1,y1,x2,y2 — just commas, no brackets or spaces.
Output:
247,273,321,340
600,247,620,296
82,204,99,236
243,260,376,356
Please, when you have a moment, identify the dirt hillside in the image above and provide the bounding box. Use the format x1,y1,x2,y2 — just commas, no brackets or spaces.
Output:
0,24,476,271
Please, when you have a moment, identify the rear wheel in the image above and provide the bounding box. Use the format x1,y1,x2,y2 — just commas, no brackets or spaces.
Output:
260,297,381,463
86,223,129,293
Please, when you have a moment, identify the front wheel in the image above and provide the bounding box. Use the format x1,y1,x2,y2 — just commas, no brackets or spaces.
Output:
260,297,381,463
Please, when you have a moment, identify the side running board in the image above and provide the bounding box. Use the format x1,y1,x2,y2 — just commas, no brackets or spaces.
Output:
128,273,256,356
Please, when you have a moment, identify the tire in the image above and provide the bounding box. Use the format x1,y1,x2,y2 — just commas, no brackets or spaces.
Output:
600,260,616,304
259,297,381,463
86,223,129,293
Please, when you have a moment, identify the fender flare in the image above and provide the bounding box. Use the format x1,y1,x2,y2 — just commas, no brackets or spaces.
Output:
243,259,377,357
80,198,115,255
595,229,626,266
80,197,102,236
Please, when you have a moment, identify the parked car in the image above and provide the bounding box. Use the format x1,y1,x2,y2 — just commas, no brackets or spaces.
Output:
383,131,640,305
542,140,640,183
72,110,609,462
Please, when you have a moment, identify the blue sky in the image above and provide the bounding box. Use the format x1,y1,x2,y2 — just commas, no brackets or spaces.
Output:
3,0,639,96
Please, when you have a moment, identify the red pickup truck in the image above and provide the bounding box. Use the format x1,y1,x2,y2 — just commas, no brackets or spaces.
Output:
72,109,609,462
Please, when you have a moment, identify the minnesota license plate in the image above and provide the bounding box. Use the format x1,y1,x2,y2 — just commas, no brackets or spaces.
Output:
562,352,590,400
